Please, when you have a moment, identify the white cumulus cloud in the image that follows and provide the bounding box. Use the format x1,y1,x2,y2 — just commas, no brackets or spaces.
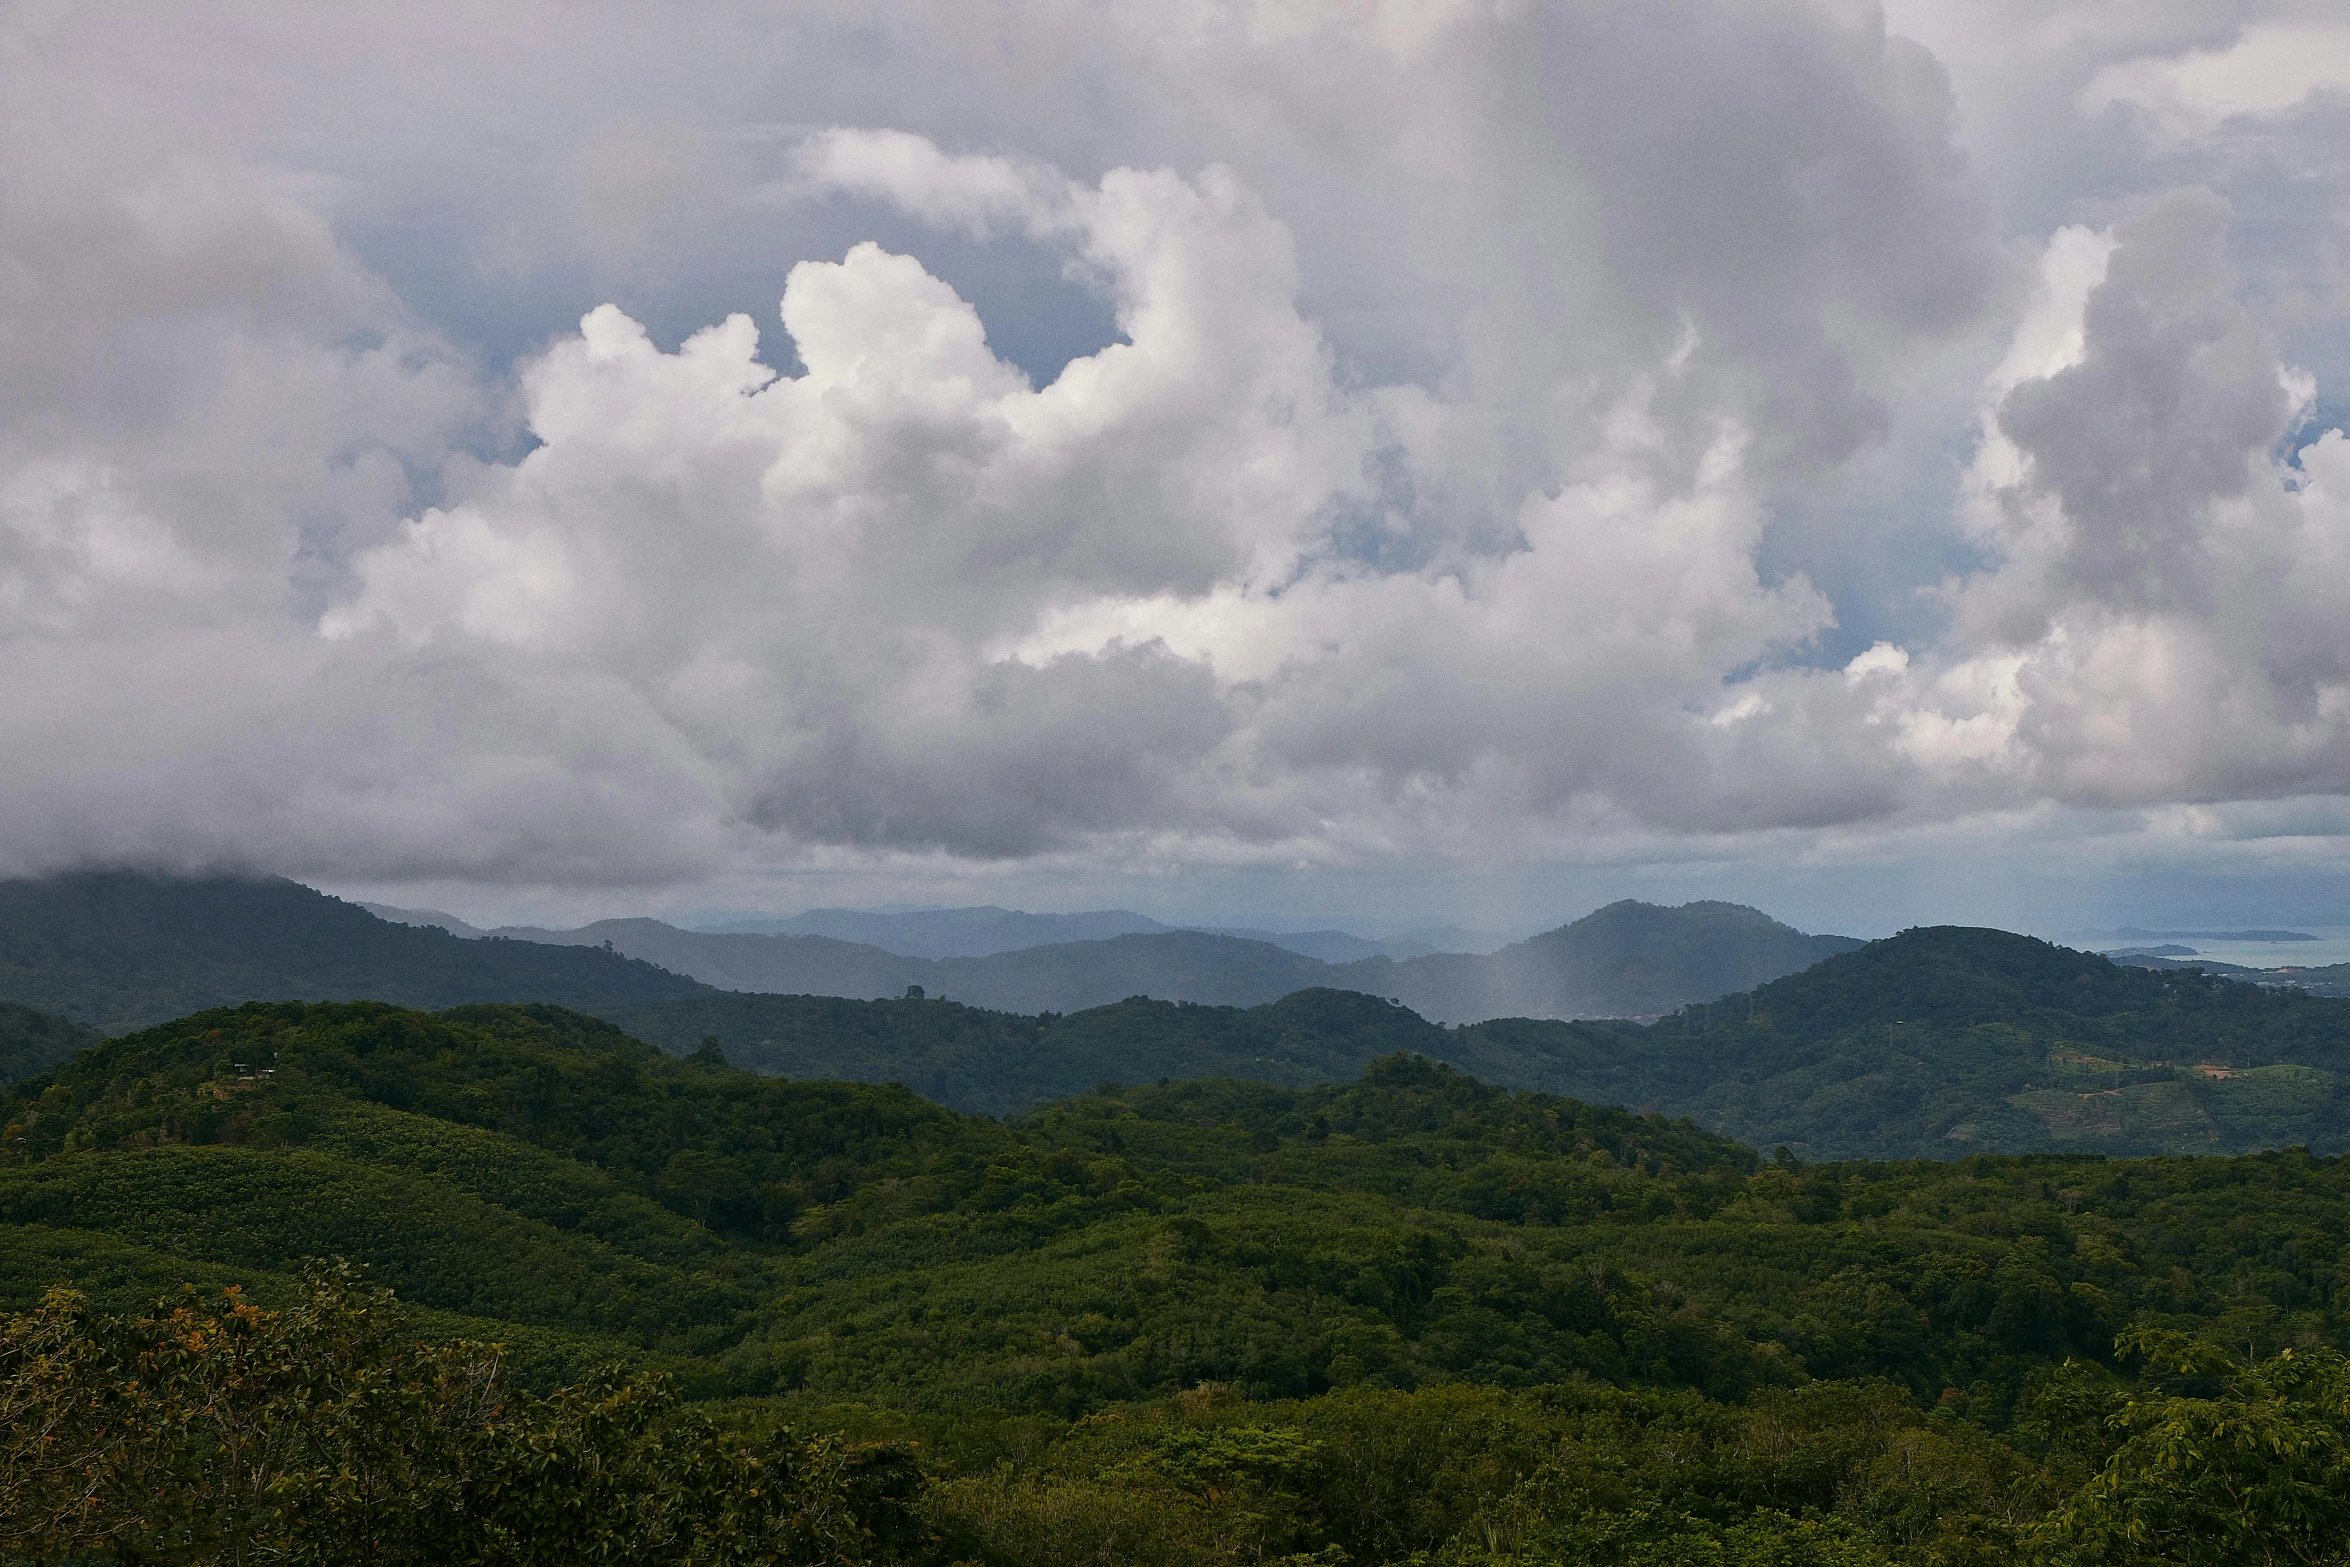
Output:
2,0,2348,919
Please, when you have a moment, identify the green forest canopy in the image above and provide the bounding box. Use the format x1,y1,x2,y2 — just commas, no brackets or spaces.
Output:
7,998,2350,1562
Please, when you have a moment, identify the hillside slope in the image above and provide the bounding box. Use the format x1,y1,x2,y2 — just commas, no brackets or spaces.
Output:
615,928,2350,1159
0,873,711,1033
610,987,1454,1117
0,1002,100,1087
1484,926,2350,1158
6,999,2350,1430
485,917,927,997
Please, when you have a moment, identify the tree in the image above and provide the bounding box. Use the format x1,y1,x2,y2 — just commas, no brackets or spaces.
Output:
661,1147,749,1226
0,1263,925,1566
2035,1329,2350,1566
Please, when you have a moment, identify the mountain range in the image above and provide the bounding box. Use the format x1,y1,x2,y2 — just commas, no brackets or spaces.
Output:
608,927,2350,1157
366,894,1859,1023
6,872,2349,1160
12,873,1853,1029
366,901,1504,964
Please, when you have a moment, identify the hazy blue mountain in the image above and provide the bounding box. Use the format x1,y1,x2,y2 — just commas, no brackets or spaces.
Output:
701,907,1468,964
1198,927,1441,962
0,877,1862,1044
485,901,1852,1021
1389,925,1520,955
687,905,1174,958
931,930,1336,1012
499,919,1332,1011
1332,899,1865,1022
487,917,925,994
408,899,1456,965
0,874,710,1033
359,901,489,938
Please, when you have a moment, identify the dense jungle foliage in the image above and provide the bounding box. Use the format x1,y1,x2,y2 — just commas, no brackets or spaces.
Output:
606,986,1453,1117
0,1005,95,1092
0,1265,922,1566
7,998,2350,1561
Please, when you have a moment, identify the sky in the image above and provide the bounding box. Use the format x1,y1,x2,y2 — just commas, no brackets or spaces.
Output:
8,0,2350,938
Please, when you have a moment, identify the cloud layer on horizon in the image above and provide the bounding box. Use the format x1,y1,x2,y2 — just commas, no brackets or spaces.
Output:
7,0,2350,904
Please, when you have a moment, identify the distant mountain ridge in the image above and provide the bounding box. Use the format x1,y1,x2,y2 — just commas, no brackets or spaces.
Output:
369,901,1489,965
1339,899,1864,1021
604,987,1455,1117
390,896,1857,1022
9,876,2348,1159
694,904,1173,957
595,926,2350,1155
2,876,1859,1045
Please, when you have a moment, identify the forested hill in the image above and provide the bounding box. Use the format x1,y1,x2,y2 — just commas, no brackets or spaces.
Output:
2,874,1855,1029
0,873,710,1033
18,874,2350,1161
0,998,1749,1389
10,999,2350,1563
615,932,2350,1157
8,996,2350,1412
607,987,1458,1117
1501,925,2350,1159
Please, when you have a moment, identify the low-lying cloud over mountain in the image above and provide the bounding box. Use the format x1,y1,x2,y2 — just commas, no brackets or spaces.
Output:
6,3,2350,923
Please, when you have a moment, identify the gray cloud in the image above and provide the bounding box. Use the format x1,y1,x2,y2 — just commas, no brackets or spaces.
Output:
1,0,2347,908
1998,188,2286,615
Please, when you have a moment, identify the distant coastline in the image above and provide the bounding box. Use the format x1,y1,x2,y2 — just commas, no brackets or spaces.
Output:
2067,926,2319,943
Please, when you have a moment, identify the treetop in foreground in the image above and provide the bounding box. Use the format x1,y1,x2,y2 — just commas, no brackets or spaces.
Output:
0,1262,922,1566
